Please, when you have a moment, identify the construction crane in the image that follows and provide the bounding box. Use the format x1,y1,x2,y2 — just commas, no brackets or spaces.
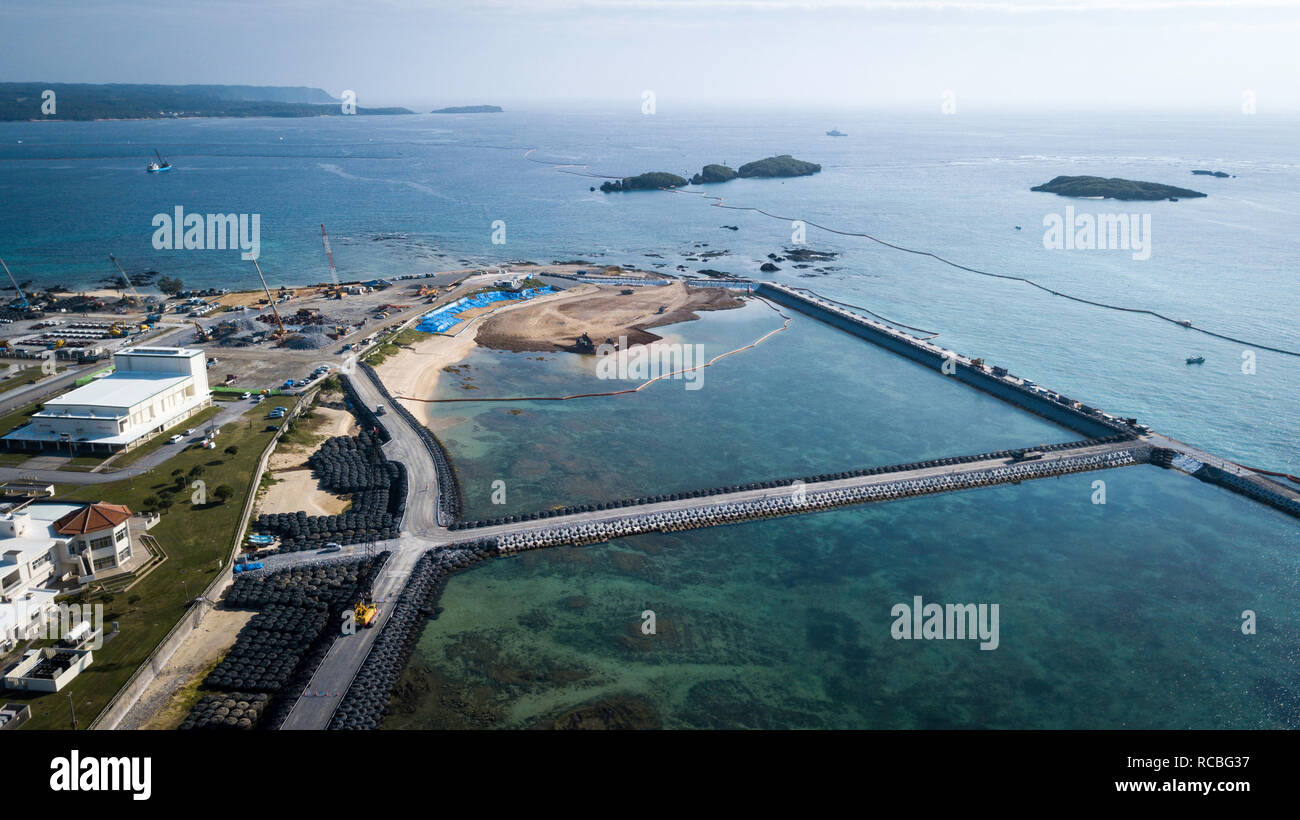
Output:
251,257,288,338
320,224,340,285
0,256,29,308
108,253,146,306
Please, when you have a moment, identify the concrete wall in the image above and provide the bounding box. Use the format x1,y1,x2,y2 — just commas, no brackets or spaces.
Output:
758,284,1127,440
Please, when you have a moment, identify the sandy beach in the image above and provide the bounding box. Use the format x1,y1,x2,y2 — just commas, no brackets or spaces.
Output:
373,282,744,429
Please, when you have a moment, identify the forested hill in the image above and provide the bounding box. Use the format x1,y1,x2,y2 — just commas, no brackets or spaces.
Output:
0,83,415,120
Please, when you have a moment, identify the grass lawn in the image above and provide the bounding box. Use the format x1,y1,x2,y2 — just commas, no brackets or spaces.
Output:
108,405,224,469
0,398,43,439
363,328,430,366
0,364,62,396
14,395,300,730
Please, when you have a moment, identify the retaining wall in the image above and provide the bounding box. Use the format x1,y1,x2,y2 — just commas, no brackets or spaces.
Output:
758,283,1133,440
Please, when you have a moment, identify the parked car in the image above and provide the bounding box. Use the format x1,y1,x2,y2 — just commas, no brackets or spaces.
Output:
240,392,251,399
168,434,183,444
320,543,343,553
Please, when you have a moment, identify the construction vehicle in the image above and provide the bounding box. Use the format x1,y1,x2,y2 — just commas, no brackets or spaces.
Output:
191,320,211,342
251,258,289,340
354,600,378,629
108,253,146,306
0,257,30,310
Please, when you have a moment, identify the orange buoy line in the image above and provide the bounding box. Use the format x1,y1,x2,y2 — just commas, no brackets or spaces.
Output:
397,297,792,404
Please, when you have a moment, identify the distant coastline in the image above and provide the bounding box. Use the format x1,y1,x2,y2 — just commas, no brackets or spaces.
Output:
431,105,503,114
0,82,415,121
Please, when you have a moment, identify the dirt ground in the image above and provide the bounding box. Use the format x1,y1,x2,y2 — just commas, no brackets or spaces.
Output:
122,607,256,730
474,283,743,353
258,404,358,517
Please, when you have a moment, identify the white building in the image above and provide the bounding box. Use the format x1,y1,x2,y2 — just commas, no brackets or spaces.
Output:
3,346,211,454
0,500,134,651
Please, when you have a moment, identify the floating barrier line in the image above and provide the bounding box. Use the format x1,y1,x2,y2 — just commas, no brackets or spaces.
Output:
655,187,1300,359
1232,462,1300,485
397,298,792,404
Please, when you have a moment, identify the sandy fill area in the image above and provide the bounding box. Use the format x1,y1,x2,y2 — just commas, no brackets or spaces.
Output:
123,608,256,730
374,283,743,429
258,403,358,517
475,283,743,353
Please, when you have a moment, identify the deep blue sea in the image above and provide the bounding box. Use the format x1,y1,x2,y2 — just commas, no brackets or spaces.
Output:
2,109,1296,728
1,108,1295,469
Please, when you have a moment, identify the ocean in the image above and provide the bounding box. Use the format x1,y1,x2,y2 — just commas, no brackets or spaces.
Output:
2,108,1296,728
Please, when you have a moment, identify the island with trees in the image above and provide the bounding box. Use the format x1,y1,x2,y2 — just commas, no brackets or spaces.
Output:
1031,175,1206,201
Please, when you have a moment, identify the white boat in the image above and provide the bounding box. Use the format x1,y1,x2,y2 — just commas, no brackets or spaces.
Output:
147,149,172,173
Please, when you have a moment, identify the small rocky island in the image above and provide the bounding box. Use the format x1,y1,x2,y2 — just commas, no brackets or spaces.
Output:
690,164,738,185
431,105,503,113
601,155,821,192
1192,169,1232,178
600,172,689,192
1031,175,1206,201
689,155,822,184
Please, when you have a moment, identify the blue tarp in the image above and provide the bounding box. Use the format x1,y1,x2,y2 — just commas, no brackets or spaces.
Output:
415,286,559,334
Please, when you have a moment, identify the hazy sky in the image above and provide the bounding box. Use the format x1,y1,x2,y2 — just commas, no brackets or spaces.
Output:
3,0,1299,111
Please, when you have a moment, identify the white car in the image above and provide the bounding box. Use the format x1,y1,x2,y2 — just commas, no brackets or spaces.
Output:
183,429,194,436
168,434,183,444
240,392,251,399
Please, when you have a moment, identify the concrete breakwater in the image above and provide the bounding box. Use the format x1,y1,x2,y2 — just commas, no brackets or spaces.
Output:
327,541,496,730
757,282,1141,440
490,445,1150,553
449,435,1136,531
357,363,464,525
1151,446,1300,519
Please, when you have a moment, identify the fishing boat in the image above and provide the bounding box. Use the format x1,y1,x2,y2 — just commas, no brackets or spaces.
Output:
146,150,172,173
1186,355,1205,365
826,129,847,137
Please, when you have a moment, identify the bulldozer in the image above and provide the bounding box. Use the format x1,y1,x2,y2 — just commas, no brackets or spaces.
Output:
353,600,378,629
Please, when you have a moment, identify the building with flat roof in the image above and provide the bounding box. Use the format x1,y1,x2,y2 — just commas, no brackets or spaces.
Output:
0,500,136,651
2,346,211,454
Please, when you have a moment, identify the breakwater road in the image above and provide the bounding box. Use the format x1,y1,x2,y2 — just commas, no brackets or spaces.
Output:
270,438,1148,728
1149,433,1300,518
466,440,1151,549
279,540,432,730
343,369,445,534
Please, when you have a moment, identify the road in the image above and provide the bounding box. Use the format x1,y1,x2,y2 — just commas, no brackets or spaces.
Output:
278,369,445,729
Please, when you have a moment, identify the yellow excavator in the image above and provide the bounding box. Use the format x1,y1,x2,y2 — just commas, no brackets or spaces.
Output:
353,600,378,629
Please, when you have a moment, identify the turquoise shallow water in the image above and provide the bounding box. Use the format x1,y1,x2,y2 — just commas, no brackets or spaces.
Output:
430,298,1075,519
390,466,1300,730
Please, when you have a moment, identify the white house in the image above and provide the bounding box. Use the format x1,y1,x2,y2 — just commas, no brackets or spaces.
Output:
3,346,211,454
0,500,135,651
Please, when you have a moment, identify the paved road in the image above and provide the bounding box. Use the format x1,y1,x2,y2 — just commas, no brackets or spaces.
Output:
1149,432,1300,506
279,371,445,729
0,362,92,415
279,539,432,730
